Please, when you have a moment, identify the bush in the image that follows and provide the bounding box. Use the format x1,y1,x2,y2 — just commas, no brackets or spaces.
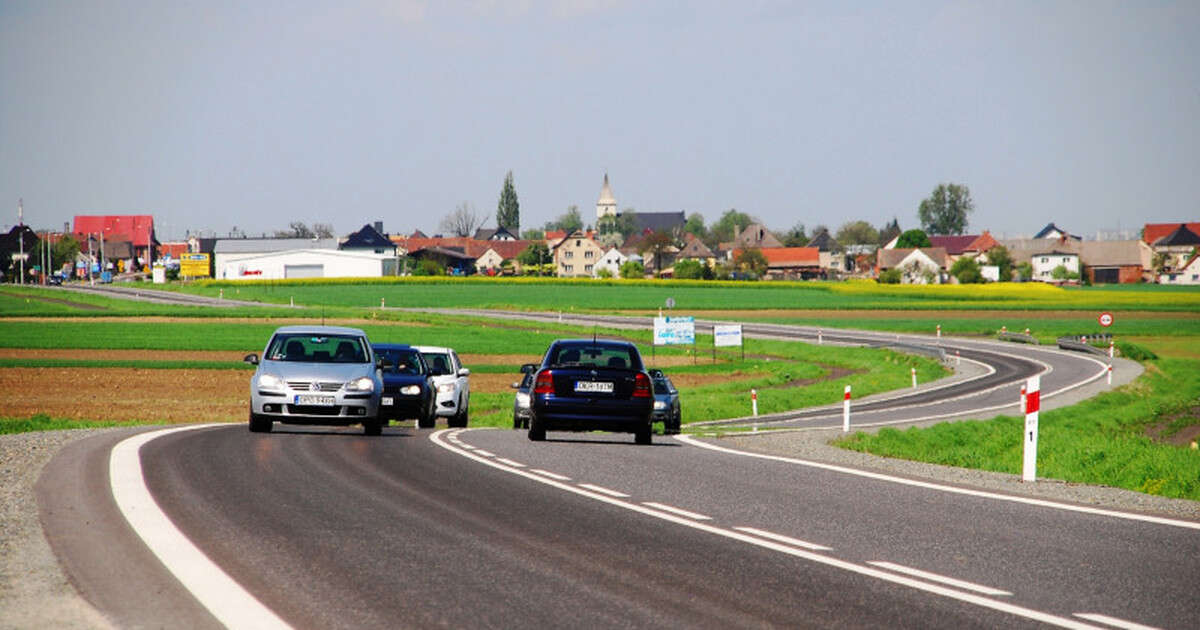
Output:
619,260,644,279
595,267,613,279
413,259,445,276
673,259,704,280
950,257,984,284
878,268,902,284
1116,341,1158,361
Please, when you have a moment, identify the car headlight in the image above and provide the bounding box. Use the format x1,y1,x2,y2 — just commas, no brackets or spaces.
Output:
437,383,455,394
515,392,530,408
345,376,375,393
400,385,421,396
653,400,667,410
258,373,285,390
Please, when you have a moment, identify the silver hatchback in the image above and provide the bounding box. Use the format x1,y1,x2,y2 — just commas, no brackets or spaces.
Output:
244,325,385,435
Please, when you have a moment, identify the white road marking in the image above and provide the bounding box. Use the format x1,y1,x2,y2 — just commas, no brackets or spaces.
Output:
473,449,496,457
110,426,292,630
869,561,1011,596
496,458,525,467
578,483,630,498
458,444,476,450
642,502,712,520
529,468,572,481
733,527,832,551
1073,613,1162,630
675,435,1200,531
430,429,1104,630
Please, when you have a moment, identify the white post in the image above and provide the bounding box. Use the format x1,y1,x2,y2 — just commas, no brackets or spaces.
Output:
817,330,822,345
955,350,961,366
1107,364,1113,386
936,324,941,338
1022,376,1040,483
842,385,851,432
219,288,223,300
290,296,294,307
1020,384,1026,413
911,366,917,389
381,297,385,308
751,389,758,417
1109,340,1114,358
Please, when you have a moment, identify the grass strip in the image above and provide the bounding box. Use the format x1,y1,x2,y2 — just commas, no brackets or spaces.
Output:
0,414,160,435
834,358,1200,500
0,359,253,370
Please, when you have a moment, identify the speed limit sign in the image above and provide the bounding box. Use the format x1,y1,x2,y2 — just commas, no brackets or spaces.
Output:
1098,311,1114,327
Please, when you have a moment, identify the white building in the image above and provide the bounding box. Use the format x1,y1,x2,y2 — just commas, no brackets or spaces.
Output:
594,247,628,277
216,245,396,280
1031,250,1079,283
1159,254,1200,285
596,173,617,220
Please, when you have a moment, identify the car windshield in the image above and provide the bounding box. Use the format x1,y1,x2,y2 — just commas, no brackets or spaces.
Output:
548,344,641,370
379,349,425,375
653,379,672,395
266,334,369,363
422,352,453,375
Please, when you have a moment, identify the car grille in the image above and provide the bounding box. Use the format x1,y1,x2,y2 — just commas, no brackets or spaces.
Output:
286,381,342,392
287,405,344,416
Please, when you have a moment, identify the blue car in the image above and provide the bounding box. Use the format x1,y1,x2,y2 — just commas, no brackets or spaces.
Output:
373,344,437,428
528,339,655,445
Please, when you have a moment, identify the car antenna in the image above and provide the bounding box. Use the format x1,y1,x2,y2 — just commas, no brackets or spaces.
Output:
322,305,325,326
593,327,597,343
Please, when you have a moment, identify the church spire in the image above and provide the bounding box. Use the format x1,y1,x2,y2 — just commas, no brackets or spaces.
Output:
596,173,617,219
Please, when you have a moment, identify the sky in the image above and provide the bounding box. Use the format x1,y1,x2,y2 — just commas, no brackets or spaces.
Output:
2,1,1198,241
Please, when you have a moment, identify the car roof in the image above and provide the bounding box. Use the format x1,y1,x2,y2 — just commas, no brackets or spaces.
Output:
413,345,452,353
372,343,415,350
271,325,368,336
552,339,637,348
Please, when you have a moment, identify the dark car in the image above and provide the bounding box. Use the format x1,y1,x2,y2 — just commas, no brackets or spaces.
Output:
528,339,655,444
649,369,681,434
373,343,437,428
511,363,536,429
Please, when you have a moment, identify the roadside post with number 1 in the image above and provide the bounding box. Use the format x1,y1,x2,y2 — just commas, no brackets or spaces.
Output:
1022,375,1040,482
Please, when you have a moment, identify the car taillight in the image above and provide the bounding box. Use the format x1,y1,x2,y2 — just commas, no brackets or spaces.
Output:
534,370,554,394
633,372,652,398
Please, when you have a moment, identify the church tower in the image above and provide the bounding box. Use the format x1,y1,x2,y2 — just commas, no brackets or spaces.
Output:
596,173,617,220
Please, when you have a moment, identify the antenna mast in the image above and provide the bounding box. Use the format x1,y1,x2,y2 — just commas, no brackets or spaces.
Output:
17,199,24,285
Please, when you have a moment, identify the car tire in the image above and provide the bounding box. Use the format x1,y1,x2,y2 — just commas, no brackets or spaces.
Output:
512,415,521,430
528,416,546,441
449,398,468,428
635,422,652,445
248,412,272,433
364,419,383,436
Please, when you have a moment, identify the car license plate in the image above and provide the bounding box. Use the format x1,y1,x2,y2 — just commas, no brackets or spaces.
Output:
574,380,613,394
295,394,336,406
381,397,394,406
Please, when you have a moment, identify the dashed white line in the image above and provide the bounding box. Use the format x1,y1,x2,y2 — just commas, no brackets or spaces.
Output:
1073,613,1162,630
642,502,711,520
868,561,1011,596
110,426,292,629
577,483,631,498
529,468,572,481
496,458,525,467
733,526,832,551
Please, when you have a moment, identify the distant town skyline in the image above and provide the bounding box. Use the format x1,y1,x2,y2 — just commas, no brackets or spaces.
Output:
3,2,1197,241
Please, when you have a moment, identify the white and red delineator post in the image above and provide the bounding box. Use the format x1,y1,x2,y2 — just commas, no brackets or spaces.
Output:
911,366,917,388
842,385,851,432
1107,363,1113,386
936,324,941,338
1022,376,1040,482
751,389,758,416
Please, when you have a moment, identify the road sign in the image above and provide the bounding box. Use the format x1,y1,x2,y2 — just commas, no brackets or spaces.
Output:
665,297,675,309
653,316,695,346
1098,311,1114,327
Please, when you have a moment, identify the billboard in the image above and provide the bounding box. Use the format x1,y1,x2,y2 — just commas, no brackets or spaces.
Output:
180,253,211,278
713,324,743,347
653,316,695,346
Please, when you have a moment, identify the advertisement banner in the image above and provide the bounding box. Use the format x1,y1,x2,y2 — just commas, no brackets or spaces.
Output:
653,316,695,346
713,324,743,347
180,253,211,278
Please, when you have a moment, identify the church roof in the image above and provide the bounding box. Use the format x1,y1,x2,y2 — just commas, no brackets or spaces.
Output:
598,173,616,204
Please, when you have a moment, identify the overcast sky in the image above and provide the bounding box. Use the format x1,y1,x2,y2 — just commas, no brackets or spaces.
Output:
2,1,1197,241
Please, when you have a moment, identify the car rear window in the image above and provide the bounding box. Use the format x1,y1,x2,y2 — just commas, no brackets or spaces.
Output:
548,344,641,370
422,352,453,375
266,334,369,363
379,349,424,374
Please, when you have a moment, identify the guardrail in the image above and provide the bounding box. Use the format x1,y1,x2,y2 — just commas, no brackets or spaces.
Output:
997,332,1040,344
1056,334,1112,357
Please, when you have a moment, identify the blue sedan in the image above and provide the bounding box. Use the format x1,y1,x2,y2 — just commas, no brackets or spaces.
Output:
373,344,437,428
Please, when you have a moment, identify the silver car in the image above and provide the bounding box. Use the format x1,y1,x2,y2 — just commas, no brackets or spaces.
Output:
244,325,385,435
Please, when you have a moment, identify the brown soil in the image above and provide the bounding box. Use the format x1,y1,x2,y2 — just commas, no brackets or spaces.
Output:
1145,404,1200,448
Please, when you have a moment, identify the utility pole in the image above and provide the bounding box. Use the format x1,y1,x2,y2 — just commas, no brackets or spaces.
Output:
17,199,25,285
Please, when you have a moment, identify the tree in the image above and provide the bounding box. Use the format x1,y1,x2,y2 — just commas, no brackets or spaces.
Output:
619,260,644,279
639,230,675,277
949,257,984,283
781,222,809,247
835,220,879,245
52,235,80,274
918,183,974,235
597,212,636,239
710,209,754,245
496,171,520,233
734,248,767,279
521,228,545,241
596,266,613,279
413,259,444,276
517,242,550,274
673,259,704,279
440,202,488,237
1017,261,1033,281
1151,251,1170,274
878,217,901,247
896,229,931,248
545,206,583,233
878,268,902,284
682,212,708,241
986,245,1014,282
275,221,315,238
312,223,335,239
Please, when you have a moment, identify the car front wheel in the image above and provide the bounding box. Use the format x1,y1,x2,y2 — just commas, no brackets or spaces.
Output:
528,416,546,441
635,422,652,445
364,418,383,436
249,412,272,433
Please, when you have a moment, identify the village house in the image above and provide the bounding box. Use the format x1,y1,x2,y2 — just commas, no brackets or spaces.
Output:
551,230,605,277
876,248,949,284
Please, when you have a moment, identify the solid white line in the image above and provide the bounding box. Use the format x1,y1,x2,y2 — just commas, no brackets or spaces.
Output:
496,458,525,467
473,449,496,457
110,426,292,630
529,468,572,481
733,526,832,551
458,444,476,450
1073,613,1162,630
429,429,1103,630
578,483,630,498
869,561,1011,596
674,435,1200,531
642,502,712,520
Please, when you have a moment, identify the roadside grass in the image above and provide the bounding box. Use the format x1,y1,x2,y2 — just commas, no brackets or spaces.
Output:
0,285,315,319
156,277,1200,313
0,413,157,435
835,358,1200,501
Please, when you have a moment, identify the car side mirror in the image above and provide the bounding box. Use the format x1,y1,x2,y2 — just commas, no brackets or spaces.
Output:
520,363,537,374
511,382,520,389
457,368,470,377
243,353,259,365
377,358,394,370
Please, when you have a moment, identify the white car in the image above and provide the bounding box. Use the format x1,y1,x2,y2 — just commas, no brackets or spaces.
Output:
414,345,470,428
